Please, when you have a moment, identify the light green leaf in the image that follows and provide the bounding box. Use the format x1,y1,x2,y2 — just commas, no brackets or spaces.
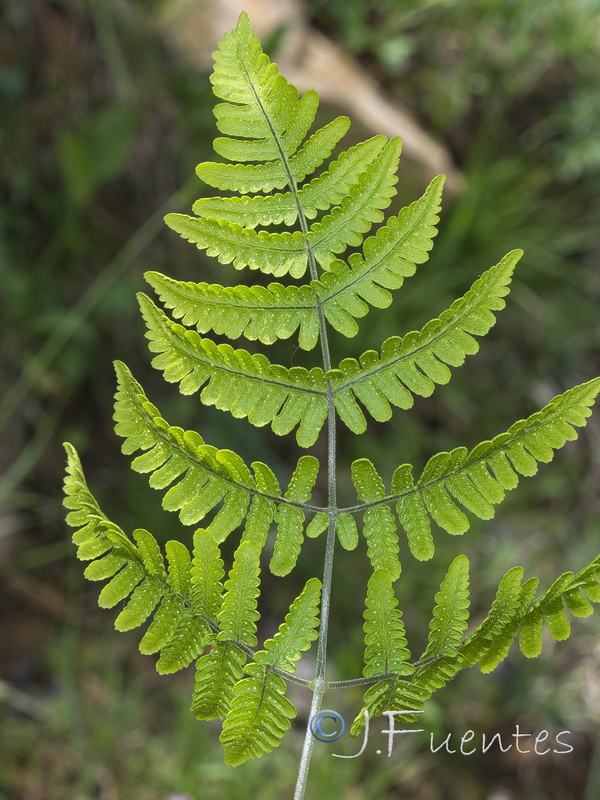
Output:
363,569,413,678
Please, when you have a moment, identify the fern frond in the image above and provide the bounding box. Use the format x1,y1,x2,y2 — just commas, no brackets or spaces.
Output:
255,577,321,671
65,10,600,779
362,569,413,678
305,138,401,269
335,512,359,551
412,566,535,693
144,272,321,351
457,566,535,673
192,640,247,720
138,294,329,447
164,215,309,279
195,115,350,195
192,541,261,720
63,443,211,673
221,666,296,765
113,574,165,632
64,442,136,562
217,541,261,647
474,574,539,674
351,459,401,581
422,555,470,660
191,534,263,722
190,529,225,621
352,377,600,554
519,557,600,657
113,361,324,545
221,578,321,765
200,12,349,183
317,174,445,337
147,173,443,353
170,139,400,287
139,595,184,656
239,465,280,549
270,457,320,576
196,12,350,189
350,680,432,736
131,538,205,673
192,136,387,228
329,250,521,433
155,604,206,674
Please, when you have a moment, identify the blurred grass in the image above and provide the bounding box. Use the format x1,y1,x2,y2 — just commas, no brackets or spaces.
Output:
1,0,600,798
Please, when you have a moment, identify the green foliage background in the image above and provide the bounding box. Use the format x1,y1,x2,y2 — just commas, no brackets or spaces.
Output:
1,0,599,798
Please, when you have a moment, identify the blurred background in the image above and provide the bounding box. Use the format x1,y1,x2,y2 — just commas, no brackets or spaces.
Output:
1,0,600,798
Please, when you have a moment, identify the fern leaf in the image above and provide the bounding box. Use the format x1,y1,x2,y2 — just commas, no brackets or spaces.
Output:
363,569,413,678
192,135,387,228
65,10,600,772
422,555,470,661
164,215,309,279
476,576,539,673
329,250,521,432
391,464,434,560
133,527,166,578
297,135,387,218
416,377,600,536
411,567,536,693
139,594,184,655
192,640,247,720
270,456,320,576
114,578,165,632
97,562,145,609
221,665,296,765
459,567,534,671
519,557,600,657
195,115,349,194
217,541,261,647
165,539,193,601
64,442,136,561
351,459,401,580
113,361,322,539
255,577,321,671
306,138,402,269
359,377,600,553
83,553,128,581
192,13,351,193
64,443,214,672
155,607,206,674
151,141,416,354
138,295,329,447
306,511,329,540
191,529,224,621
144,272,320,351
350,680,431,736
335,512,358,551
220,578,321,764
240,465,280,548
317,174,445,337
204,12,348,178
216,537,302,764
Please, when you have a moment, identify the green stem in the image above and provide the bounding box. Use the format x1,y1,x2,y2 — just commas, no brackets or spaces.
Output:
288,167,337,800
243,56,337,798
294,676,327,800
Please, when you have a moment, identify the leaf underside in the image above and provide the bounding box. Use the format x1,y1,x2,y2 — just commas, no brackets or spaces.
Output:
64,8,600,770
